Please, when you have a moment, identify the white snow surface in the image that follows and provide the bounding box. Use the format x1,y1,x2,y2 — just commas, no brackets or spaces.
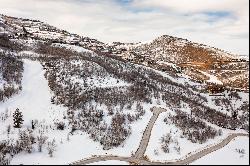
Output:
85,76,131,88
88,160,129,165
191,137,249,165
0,72,4,89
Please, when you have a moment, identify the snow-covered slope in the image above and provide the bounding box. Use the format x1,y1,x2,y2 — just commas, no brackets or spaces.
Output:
0,59,66,124
0,59,150,164
0,14,249,165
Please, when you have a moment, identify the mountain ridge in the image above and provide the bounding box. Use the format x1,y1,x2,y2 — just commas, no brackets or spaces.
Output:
1,14,249,90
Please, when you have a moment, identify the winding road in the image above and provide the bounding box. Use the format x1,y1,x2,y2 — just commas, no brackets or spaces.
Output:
71,107,249,165
134,107,166,159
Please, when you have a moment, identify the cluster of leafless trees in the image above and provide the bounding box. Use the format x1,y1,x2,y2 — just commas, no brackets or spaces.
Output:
0,34,24,51
0,140,16,165
165,110,219,144
0,52,23,102
0,128,56,165
191,105,242,130
237,102,249,131
38,42,209,109
67,103,145,149
160,133,180,154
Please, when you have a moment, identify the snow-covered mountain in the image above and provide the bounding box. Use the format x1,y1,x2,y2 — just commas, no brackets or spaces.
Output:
116,35,249,90
0,14,249,165
1,14,249,90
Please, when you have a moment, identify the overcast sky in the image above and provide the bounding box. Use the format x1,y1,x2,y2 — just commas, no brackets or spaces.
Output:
0,0,249,55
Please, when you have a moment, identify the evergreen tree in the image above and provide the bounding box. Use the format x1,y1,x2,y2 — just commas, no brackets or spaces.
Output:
13,108,24,128
31,120,35,130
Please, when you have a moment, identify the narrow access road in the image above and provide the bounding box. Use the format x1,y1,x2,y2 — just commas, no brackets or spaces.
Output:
169,133,249,165
133,107,167,159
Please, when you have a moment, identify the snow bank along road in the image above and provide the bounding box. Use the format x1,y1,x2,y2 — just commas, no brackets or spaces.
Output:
71,107,249,165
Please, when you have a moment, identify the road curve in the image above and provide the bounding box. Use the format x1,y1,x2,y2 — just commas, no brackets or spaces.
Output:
71,107,249,165
134,107,167,159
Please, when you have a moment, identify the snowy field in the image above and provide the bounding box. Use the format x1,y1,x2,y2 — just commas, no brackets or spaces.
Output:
88,160,129,165
191,137,249,165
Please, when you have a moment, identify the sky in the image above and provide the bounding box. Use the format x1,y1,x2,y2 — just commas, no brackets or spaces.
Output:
0,0,249,55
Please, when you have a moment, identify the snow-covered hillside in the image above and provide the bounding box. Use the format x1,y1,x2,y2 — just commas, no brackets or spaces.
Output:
0,59,149,164
0,14,249,165
116,35,249,90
